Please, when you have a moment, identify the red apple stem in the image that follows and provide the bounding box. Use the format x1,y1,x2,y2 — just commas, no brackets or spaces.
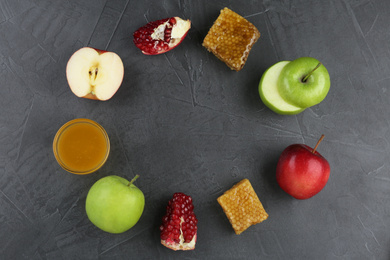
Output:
302,62,322,82
128,174,140,186
312,134,325,153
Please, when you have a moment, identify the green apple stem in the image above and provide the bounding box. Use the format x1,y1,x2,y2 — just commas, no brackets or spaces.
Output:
312,134,325,153
128,174,140,186
302,62,322,83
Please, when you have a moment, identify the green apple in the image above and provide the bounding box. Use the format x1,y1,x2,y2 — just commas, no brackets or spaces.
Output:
85,175,145,234
277,57,330,108
259,61,305,115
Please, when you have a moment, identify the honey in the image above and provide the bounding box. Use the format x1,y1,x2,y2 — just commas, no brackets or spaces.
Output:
53,118,110,174
217,179,268,234
203,7,260,71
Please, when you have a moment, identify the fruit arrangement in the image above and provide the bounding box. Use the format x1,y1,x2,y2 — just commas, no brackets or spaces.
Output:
54,6,332,253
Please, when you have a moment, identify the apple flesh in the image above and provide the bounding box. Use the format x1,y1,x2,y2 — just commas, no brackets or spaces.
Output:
85,175,145,233
259,61,305,115
276,135,330,199
277,57,330,108
66,47,124,101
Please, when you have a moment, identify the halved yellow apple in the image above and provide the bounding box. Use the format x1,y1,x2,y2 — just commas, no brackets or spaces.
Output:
66,47,124,101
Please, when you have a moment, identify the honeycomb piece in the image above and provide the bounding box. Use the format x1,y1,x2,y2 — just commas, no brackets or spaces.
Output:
203,7,260,71
217,179,268,234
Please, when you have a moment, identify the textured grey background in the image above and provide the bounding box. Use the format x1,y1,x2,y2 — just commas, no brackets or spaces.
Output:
1,0,389,259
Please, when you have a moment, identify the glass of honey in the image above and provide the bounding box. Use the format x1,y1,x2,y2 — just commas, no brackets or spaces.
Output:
53,118,110,174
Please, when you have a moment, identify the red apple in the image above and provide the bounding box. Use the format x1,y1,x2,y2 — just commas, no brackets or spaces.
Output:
66,47,124,101
276,135,330,199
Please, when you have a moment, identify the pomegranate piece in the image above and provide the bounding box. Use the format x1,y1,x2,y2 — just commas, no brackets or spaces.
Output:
133,17,191,55
160,192,197,251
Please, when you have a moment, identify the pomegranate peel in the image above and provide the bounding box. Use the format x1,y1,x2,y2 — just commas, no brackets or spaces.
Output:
133,17,191,55
160,192,197,251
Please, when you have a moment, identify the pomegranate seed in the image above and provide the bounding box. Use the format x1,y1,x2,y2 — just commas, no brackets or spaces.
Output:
169,17,176,25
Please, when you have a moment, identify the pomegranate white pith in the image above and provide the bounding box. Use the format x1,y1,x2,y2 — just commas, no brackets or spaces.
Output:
66,47,124,101
133,17,191,55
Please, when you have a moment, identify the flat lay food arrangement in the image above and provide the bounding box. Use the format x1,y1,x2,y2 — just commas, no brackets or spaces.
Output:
58,6,332,250
2,1,389,259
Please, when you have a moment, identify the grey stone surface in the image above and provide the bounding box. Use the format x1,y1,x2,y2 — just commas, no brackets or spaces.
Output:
1,0,389,259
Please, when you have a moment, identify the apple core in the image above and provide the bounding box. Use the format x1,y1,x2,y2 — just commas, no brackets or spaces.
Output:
53,118,110,174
